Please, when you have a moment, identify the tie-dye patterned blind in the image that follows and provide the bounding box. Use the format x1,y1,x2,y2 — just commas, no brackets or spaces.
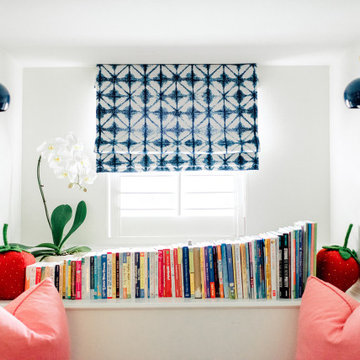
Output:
95,64,259,172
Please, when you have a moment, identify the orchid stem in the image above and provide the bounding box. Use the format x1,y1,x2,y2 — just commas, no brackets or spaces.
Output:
37,155,52,231
344,224,353,248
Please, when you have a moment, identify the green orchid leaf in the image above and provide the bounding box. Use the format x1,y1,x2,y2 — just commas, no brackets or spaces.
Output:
323,245,341,250
339,248,351,260
9,243,34,250
59,201,87,250
35,243,60,251
64,245,91,255
51,204,72,246
31,249,56,258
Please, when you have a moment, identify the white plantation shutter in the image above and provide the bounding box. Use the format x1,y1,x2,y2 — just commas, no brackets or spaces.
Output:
108,172,245,244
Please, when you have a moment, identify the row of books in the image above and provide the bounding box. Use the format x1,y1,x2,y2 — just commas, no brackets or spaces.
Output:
25,221,317,300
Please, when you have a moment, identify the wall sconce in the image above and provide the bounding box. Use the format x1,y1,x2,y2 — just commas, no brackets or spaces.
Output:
344,78,360,109
0,83,10,112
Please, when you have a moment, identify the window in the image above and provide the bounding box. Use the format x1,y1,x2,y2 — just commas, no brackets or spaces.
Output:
107,172,246,246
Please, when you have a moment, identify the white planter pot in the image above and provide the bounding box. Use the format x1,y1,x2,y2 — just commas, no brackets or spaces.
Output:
41,255,71,263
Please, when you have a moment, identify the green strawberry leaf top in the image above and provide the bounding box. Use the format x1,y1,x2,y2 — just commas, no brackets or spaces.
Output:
0,224,26,254
322,224,360,263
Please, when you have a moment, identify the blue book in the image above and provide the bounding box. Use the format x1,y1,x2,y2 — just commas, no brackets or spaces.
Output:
258,239,265,299
203,246,210,298
254,241,260,299
182,247,191,298
221,244,229,298
135,252,140,298
307,223,312,278
93,255,98,299
207,246,215,298
101,253,107,299
226,244,235,299
299,228,304,297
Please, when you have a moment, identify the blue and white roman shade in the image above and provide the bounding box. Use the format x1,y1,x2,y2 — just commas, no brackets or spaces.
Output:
95,64,259,172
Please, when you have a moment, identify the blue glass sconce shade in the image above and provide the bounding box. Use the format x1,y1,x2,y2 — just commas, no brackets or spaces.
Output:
0,83,10,112
344,78,360,109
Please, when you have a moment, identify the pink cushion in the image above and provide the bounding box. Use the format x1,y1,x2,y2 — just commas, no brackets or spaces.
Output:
0,278,70,360
296,276,360,360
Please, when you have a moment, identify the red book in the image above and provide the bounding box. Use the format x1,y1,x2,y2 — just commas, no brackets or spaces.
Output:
173,248,180,297
35,267,41,284
158,250,164,297
164,249,172,297
75,260,82,300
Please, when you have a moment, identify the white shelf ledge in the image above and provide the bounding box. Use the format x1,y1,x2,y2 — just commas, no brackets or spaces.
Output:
62,298,302,310
0,298,302,310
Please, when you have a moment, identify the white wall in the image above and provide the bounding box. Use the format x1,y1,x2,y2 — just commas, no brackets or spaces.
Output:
330,46,360,251
66,306,299,360
0,51,22,242
22,66,330,248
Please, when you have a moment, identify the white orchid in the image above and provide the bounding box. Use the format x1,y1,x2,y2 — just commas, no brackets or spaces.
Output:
38,133,97,192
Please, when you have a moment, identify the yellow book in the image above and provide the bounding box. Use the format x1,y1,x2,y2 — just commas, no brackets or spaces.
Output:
126,253,131,298
122,254,128,299
178,247,183,296
62,260,67,298
189,248,195,298
232,244,238,299
240,244,248,299
200,247,205,299
265,238,272,299
112,253,116,298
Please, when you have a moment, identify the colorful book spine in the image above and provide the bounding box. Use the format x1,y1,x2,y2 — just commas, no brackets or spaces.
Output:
240,243,248,299
200,246,206,299
107,252,112,299
76,260,82,300
189,248,195,299
158,250,164,298
140,252,146,298
101,254,107,299
208,246,216,298
221,244,229,298
112,252,117,299
164,249,171,298
135,252,140,298
204,245,210,298
193,247,202,299
212,246,220,298
116,253,120,299
173,248,180,297
71,260,76,300
234,243,242,299
226,244,235,299
54,264,60,292
216,245,224,298
182,246,191,298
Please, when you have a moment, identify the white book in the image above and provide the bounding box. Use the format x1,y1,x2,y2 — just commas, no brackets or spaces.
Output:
234,242,243,299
